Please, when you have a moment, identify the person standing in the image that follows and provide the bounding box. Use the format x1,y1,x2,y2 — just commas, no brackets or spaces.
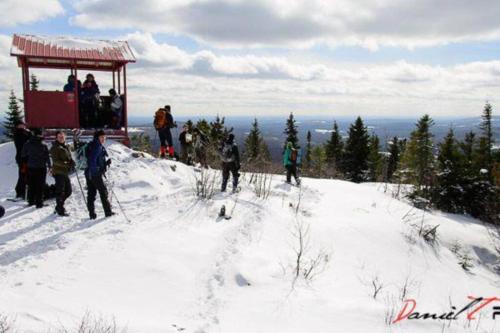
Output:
219,134,240,193
193,128,209,168
283,141,301,185
154,106,168,158
13,120,30,200
109,88,122,129
21,128,52,208
154,105,176,158
50,131,75,216
81,73,100,128
164,105,176,158
84,130,114,219
178,124,193,165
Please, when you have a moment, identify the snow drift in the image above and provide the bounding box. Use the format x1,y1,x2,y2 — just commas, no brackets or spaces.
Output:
0,141,498,333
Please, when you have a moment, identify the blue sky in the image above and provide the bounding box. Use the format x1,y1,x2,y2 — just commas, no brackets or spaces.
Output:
1,0,499,118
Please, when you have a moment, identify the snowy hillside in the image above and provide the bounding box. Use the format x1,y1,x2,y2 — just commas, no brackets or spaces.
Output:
0,141,499,333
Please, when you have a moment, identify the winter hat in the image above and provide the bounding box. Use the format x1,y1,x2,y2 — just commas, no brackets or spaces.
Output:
94,129,106,139
286,141,293,149
31,128,43,138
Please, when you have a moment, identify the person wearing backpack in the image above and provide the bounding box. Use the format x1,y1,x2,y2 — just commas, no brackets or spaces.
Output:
283,141,301,186
84,130,114,219
153,105,176,158
50,131,75,216
21,128,52,208
219,133,240,193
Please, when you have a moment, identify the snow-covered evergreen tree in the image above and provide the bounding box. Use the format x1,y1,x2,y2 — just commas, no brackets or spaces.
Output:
367,134,382,181
432,129,465,213
342,116,370,183
30,74,39,91
386,136,401,182
325,120,343,175
401,114,435,198
283,113,299,149
2,90,24,139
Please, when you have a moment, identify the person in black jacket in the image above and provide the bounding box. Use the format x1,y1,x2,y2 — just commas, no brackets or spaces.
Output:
84,130,114,219
50,131,75,216
178,124,193,165
164,105,176,158
21,128,52,208
219,133,240,193
13,120,30,199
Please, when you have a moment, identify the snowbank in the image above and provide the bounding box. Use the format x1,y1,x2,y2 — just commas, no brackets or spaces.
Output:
0,141,498,333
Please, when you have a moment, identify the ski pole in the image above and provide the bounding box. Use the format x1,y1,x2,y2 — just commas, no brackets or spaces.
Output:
109,187,131,223
74,168,87,206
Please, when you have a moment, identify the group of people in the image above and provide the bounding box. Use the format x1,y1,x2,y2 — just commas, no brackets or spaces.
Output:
64,73,122,129
13,122,114,219
153,106,300,192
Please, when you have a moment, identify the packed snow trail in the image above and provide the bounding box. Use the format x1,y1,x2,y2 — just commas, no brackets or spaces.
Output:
0,141,499,333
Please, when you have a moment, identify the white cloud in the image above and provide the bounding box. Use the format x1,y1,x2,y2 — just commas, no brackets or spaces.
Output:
126,32,326,80
0,0,64,27
0,33,498,118
70,0,500,49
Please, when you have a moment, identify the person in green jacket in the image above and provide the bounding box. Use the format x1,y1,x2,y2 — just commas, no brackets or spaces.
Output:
283,141,300,185
50,131,75,216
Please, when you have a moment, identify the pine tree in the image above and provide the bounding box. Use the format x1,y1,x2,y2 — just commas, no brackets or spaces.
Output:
195,118,210,135
244,118,269,165
342,116,370,183
476,102,495,178
310,145,327,177
30,74,39,91
325,120,343,174
303,130,313,171
283,113,299,149
464,103,499,223
367,134,382,181
210,115,232,144
432,129,465,213
386,136,400,182
2,90,24,139
401,114,435,198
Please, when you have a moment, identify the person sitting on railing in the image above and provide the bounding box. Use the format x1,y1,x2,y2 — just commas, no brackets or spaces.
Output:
109,88,122,129
81,73,100,128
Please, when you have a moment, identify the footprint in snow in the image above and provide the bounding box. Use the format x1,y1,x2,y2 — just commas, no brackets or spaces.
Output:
235,273,251,286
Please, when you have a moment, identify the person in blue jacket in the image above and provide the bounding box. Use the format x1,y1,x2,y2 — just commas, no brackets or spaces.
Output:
84,130,114,219
283,141,301,186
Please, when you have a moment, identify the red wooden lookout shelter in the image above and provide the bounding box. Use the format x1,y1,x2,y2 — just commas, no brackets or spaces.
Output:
10,34,136,143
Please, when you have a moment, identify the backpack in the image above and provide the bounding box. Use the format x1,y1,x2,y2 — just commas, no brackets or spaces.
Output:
75,142,90,170
154,109,167,129
221,143,235,163
290,149,298,162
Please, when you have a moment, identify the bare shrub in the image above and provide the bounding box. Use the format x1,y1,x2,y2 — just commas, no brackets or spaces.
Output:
250,172,273,199
383,294,399,326
402,207,439,246
59,312,125,333
290,218,331,287
193,168,218,199
0,315,12,333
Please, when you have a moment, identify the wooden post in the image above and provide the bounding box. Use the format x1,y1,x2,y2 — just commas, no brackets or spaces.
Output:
123,64,128,136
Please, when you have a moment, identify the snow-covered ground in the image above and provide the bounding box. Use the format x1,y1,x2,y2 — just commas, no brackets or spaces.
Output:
0,141,499,333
